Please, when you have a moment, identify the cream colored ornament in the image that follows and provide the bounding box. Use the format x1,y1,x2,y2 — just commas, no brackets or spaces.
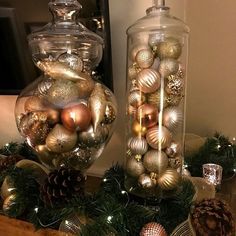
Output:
127,137,148,155
146,126,172,149
89,83,106,132
135,49,154,69
129,44,150,61
159,58,179,78
158,169,181,190
46,124,77,153
137,69,161,93
126,157,145,177
143,150,168,173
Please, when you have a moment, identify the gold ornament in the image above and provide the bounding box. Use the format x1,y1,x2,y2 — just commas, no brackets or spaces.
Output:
138,174,156,189
143,150,168,173
1,176,15,200
176,64,185,79
166,75,184,96
78,125,109,148
102,103,117,125
47,79,79,107
158,37,182,59
75,77,95,98
126,157,145,177
150,58,160,70
149,33,164,47
158,169,181,190
128,90,146,108
58,52,84,72
127,137,148,155
24,96,47,112
128,64,140,80
132,120,147,137
129,79,139,92
46,109,60,125
159,58,179,78
140,222,168,236
127,105,137,118
36,61,87,82
135,49,154,69
129,44,150,61
37,78,54,96
146,126,172,149
163,107,183,131
137,69,161,93
46,124,77,153
35,145,55,169
137,104,158,128
166,94,183,106
147,90,168,109
89,83,106,132
165,141,182,158
168,156,182,169
3,194,17,214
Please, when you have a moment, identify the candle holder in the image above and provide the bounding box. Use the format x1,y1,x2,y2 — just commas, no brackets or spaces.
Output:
202,163,223,187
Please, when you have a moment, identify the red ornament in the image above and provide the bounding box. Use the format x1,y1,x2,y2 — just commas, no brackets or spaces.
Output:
140,222,167,236
137,104,158,128
61,103,91,132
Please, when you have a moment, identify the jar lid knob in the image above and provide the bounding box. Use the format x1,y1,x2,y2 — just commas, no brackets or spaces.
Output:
153,0,166,7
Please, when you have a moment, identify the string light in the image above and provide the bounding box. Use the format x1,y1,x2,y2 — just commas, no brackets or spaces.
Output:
107,215,113,223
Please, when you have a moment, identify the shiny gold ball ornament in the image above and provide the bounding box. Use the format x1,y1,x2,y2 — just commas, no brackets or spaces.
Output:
137,69,161,93
129,44,150,61
128,90,146,108
146,126,172,149
75,77,95,98
47,79,79,107
46,124,77,153
102,103,117,125
165,141,182,158
158,169,181,190
147,90,168,109
127,137,148,155
37,78,54,96
140,222,168,236
24,96,47,112
61,103,92,132
165,75,184,96
135,49,154,69
126,157,145,177
163,107,183,131
158,37,182,59
138,174,156,189
143,150,168,173
137,104,158,128
168,156,182,169
132,120,147,136
159,58,179,78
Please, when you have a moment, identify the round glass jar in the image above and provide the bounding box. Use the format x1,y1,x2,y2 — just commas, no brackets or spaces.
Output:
125,1,189,198
15,0,117,172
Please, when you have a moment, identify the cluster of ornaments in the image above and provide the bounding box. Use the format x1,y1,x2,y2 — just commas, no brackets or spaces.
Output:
126,36,185,193
15,54,117,171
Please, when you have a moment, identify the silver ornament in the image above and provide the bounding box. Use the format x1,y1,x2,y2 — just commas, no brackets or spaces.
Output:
143,150,168,173
158,169,181,190
137,69,161,94
128,90,146,107
138,174,156,189
158,37,182,59
166,75,184,96
159,58,179,78
163,107,183,131
58,53,83,72
127,137,148,155
165,141,182,158
135,49,154,69
129,44,150,61
168,156,182,169
126,157,145,177
146,126,172,149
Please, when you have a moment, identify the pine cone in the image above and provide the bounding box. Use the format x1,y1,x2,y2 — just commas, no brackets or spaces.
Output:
0,155,23,173
190,198,235,236
40,167,85,206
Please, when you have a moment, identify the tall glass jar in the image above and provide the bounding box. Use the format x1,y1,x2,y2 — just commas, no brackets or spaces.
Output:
15,0,117,172
125,1,189,198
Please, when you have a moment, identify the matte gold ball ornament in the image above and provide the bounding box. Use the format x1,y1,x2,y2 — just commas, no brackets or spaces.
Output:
135,48,154,69
126,157,145,177
158,169,181,190
137,104,158,128
127,137,148,155
140,222,168,236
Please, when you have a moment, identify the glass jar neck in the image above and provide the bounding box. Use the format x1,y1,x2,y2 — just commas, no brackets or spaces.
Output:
146,5,170,16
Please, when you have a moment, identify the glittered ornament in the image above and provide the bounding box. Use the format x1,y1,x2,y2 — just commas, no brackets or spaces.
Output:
135,49,154,69
78,125,109,148
61,103,92,132
128,64,140,80
126,157,145,177
140,222,167,236
47,79,79,107
166,94,183,106
128,90,146,108
149,33,164,48
75,77,95,98
58,52,83,72
46,124,77,153
137,69,161,93
158,37,182,59
138,174,156,189
166,75,184,96
147,90,168,109
102,103,117,125
128,105,137,117
163,107,183,131
89,83,106,131
137,104,158,128
168,156,182,169
24,96,47,112
176,64,185,79
130,44,150,61
132,120,147,137
146,126,172,149
37,78,54,96
159,58,179,78
128,137,148,155
158,169,181,190
165,141,182,158
143,150,168,173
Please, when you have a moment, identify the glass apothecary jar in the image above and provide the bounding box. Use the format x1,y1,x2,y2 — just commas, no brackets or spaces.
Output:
15,0,117,172
125,0,189,198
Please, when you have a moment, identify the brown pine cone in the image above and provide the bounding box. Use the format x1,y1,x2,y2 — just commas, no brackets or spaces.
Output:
40,167,85,206
0,155,23,173
190,198,235,236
